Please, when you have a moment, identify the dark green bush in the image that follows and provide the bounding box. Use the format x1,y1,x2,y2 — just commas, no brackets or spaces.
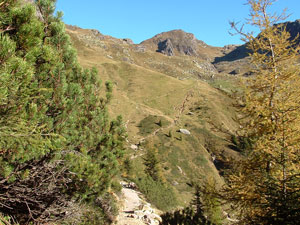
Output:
0,0,125,223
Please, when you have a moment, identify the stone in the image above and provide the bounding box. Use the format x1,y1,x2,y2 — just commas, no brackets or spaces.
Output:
179,129,191,135
177,166,183,174
172,181,179,186
123,38,134,44
141,204,153,213
150,213,162,223
229,68,240,75
130,144,138,150
135,45,146,52
134,210,145,218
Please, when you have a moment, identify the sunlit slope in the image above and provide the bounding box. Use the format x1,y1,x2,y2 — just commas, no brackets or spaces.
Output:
67,26,240,205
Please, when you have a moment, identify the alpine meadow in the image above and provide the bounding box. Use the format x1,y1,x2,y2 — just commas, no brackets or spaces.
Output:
0,0,299,224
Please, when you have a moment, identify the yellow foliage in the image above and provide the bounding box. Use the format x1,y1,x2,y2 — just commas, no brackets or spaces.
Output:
223,0,300,224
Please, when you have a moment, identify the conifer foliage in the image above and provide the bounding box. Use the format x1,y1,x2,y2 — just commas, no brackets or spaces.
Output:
161,185,214,225
143,148,162,182
223,0,300,224
0,0,125,223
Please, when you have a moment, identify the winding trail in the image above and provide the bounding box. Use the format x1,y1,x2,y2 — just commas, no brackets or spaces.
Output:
115,182,161,225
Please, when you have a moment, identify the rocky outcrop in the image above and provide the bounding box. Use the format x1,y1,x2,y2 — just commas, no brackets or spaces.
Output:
123,38,134,44
141,29,213,58
157,38,174,56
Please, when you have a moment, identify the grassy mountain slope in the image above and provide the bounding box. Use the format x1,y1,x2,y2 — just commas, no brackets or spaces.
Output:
66,25,240,207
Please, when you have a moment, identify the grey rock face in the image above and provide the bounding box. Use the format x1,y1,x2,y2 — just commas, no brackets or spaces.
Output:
157,38,174,56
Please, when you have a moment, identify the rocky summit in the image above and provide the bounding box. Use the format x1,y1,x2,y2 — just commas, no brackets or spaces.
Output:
141,29,222,60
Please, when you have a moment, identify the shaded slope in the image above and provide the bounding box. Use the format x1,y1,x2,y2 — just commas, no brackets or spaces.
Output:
213,19,300,75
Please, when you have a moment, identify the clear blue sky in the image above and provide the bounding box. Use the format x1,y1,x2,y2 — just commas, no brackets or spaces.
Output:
56,0,299,47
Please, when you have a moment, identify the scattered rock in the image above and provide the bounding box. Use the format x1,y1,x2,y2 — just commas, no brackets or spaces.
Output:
117,181,162,225
135,45,146,52
229,68,240,75
177,166,183,174
130,144,138,150
140,204,153,213
122,57,132,63
172,181,179,186
123,38,134,44
178,129,191,135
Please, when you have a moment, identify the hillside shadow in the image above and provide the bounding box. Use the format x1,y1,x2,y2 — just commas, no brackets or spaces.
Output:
213,44,249,63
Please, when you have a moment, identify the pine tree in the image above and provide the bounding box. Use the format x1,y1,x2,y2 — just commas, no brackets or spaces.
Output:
161,185,214,225
143,148,163,182
222,0,300,224
0,0,125,223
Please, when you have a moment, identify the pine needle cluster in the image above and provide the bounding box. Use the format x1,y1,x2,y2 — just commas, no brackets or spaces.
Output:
0,0,125,223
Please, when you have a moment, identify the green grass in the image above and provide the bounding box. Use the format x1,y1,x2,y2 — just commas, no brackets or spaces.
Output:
137,115,170,136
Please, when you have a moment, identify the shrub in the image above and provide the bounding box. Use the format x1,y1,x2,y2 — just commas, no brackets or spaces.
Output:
135,176,178,211
0,0,125,223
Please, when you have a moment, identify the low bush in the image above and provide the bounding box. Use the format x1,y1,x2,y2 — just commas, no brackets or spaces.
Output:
134,176,178,211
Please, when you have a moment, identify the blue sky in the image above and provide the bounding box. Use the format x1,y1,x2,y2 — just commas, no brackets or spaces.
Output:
56,0,300,47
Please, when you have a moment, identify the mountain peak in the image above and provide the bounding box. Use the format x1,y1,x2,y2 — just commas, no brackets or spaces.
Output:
141,29,211,58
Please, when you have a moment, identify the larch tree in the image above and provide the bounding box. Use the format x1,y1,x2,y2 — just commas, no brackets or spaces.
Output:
222,0,300,224
0,0,125,223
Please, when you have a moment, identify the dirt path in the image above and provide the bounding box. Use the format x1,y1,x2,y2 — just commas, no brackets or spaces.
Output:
115,182,161,225
122,187,142,212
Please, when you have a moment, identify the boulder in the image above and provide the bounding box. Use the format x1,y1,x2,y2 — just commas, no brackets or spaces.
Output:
179,129,191,135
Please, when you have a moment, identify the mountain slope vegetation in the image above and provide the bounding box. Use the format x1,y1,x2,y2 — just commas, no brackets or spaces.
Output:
2,0,300,224
66,22,241,211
